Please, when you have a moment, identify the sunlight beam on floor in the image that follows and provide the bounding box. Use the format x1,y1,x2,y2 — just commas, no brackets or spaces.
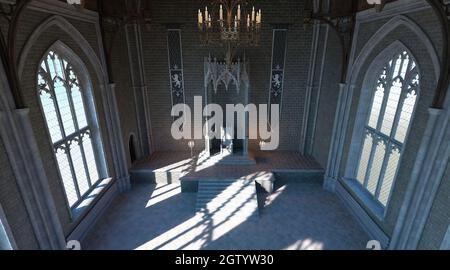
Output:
283,239,324,250
145,184,182,208
137,181,258,250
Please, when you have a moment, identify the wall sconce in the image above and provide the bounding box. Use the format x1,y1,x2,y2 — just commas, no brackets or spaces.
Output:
259,140,266,150
67,0,85,8
367,0,386,12
188,140,195,157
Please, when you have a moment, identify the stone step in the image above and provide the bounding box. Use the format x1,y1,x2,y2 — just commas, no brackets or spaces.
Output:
195,179,259,219
195,208,259,217
198,180,252,185
196,200,258,209
196,198,258,207
197,185,255,194
196,203,259,215
197,183,254,190
196,191,256,200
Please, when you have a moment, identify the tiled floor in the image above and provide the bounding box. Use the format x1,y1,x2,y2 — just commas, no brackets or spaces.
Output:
83,181,369,250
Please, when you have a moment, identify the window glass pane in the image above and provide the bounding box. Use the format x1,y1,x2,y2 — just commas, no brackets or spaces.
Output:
70,141,90,197
56,148,78,207
71,83,88,128
366,139,386,195
395,90,417,143
392,54,402,78
378,147,400,206
400,53,410,79
40,61,47,73
47,54,57,77
357,133,373,184
83,135,99,183
54,78,75,135
52,52,65,79
380,78,402,135
368,84,384,128
39,90,62,143
62,59,69,72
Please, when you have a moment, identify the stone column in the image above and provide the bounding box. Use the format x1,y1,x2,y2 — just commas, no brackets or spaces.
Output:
125,23,152,158
0,107,66,249
100,83,131,192
301,84,314,155
324,83,354,191
390,107,448,249
301,18,322,155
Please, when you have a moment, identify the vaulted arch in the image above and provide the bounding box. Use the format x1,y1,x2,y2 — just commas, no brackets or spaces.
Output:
18,15,106,84
350,15,440,85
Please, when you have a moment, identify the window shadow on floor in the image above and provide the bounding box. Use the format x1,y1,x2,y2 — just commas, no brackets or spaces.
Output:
83,180,369,250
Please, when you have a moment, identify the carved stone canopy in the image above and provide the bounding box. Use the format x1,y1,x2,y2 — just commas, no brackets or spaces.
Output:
204,56,249,94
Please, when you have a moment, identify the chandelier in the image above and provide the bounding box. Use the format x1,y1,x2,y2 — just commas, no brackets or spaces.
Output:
197,0,262,66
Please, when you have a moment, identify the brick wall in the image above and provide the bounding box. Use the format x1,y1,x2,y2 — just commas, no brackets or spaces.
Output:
140,0,313,152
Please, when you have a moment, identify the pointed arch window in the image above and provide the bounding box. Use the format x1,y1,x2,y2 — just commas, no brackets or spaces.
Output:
37,49,105,210
355,50,419,208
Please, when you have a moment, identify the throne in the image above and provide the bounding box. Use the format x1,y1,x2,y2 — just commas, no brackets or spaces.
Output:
220,126,233,155
203,57,255,165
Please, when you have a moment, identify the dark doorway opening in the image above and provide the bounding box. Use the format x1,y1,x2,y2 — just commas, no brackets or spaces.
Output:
129,134,137,164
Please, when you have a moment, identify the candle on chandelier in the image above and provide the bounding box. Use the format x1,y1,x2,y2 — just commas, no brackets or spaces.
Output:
208,14,212,28
251,6,255,22
237,5,241,21
220,4,223,21
205,6,208,23
247,14,250,28
234,15,237,28
198,9,203,24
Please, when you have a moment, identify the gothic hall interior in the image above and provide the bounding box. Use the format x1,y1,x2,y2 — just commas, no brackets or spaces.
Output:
1,0,450,250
